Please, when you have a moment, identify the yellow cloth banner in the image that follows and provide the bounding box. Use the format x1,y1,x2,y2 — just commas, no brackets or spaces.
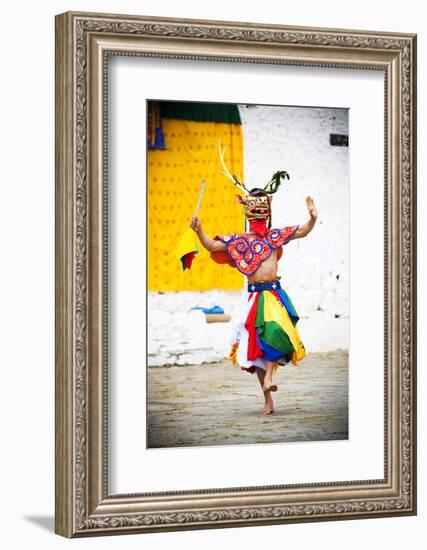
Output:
148,118,244,291
172,227,198,267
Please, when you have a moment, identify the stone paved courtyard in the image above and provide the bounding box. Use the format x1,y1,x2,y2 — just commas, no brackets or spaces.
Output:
147,350,348,448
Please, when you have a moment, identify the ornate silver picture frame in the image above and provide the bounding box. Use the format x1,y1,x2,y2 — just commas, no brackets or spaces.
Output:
55,11,417,537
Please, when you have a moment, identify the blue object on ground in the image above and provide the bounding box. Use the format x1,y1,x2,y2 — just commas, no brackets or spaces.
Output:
191,305,225,314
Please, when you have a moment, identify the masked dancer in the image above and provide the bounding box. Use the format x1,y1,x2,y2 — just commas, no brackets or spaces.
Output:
190,146,318,415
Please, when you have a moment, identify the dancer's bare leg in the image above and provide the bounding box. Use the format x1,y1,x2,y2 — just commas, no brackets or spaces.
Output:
263,361,278,393
256,368,275,415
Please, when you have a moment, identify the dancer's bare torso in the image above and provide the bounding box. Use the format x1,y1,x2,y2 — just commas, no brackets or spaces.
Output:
247,249,278,284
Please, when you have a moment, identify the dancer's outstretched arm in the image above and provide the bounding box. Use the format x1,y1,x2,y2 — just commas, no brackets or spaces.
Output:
189,216,226,252
289,196,318,240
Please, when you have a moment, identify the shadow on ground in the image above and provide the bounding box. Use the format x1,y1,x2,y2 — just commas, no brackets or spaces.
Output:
22,516,54,532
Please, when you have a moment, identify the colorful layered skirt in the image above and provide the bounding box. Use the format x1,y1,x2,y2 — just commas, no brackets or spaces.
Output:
229,280,306,373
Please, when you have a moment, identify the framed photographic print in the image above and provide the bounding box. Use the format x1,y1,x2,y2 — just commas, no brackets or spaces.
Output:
55,11,417,537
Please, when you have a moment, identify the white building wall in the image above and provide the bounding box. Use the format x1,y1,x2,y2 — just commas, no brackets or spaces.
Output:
148,105,349,365
239,104,349,320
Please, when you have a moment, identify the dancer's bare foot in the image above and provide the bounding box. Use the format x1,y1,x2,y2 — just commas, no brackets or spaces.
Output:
263,376,278,392
260,402,275,415
263,384,278,392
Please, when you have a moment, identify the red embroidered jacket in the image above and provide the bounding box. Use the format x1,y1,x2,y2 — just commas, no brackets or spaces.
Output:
210,226,299,276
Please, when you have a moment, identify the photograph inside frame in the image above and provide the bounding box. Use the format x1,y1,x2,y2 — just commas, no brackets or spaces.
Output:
146,99,349,449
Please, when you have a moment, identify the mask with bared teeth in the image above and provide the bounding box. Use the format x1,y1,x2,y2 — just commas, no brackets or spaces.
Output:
219,142,290,231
